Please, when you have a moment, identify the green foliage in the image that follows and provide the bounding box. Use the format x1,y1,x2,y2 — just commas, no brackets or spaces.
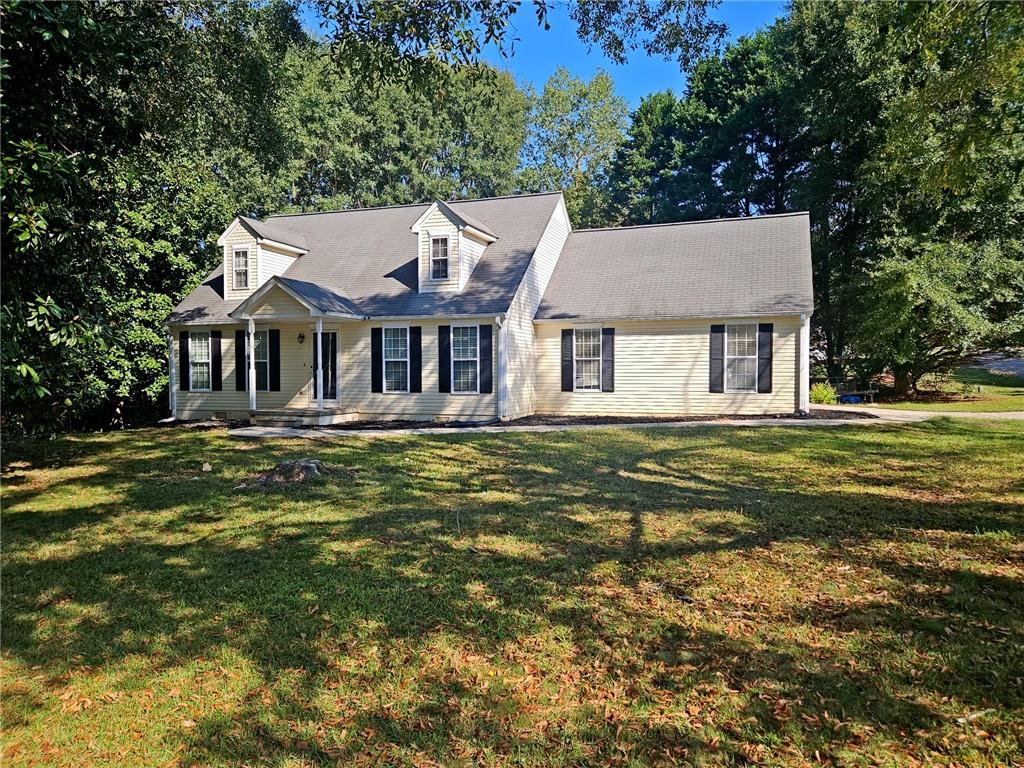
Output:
520,67,628,226
809,382,838,405
312,0,727,86
1,1,535,432
604,0,1024,386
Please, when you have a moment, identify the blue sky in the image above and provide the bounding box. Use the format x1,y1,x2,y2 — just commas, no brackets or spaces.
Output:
482,0,786,107
300,1,786,108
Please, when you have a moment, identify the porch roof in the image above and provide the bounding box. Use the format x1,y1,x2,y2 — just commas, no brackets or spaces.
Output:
230,276,363,321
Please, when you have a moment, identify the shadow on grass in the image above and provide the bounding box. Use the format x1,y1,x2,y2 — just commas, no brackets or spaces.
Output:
2,419,1023,764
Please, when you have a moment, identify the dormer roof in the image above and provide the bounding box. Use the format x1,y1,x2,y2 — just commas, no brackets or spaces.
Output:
410,200,498,242
217,215,309,252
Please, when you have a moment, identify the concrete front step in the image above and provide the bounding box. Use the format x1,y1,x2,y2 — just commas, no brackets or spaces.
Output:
250,409,358,427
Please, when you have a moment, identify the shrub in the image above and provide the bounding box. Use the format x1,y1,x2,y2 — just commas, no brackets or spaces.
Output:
810,382,839,404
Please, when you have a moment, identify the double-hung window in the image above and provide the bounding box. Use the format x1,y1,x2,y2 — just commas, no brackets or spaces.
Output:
430,236,449,280
252,330,269,391
451,325,479,394
573,328,601,392
383,327,409,393
189,331,211,391
726,324,757,392
233,247,249,290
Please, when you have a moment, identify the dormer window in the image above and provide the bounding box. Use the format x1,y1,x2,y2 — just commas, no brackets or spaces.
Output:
430,236,449,280
233,247,249,289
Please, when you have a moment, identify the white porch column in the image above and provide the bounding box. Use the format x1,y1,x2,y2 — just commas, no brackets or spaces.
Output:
248,318,257,413
315,317,324,412
799,313,811,413
167,332,176,419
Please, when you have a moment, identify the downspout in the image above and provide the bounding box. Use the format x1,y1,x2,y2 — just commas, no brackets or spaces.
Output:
495,312,508,421
799,313,811,414
168,331,176,419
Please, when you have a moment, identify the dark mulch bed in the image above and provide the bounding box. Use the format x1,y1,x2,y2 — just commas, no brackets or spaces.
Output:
317,408,875,431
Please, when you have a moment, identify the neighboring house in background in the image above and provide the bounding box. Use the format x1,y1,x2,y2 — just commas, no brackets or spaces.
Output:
166,191,813,425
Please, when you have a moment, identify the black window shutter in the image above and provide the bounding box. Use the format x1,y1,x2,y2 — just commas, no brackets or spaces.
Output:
479,324,493,394
709,324,725,393
269,329,281,391
561,329,573,392
235,330,246,391
370,328,383,393
438,325,451,393
211,331,222,391
179,331,190,391
601,327,615,392
409,326,422,393
757,323,774,393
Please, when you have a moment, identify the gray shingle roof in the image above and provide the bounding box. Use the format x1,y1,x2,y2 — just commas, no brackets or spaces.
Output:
238,216,308,250
434,200,497,239
535,212,813,321
167,192,562,324
275,277,361,317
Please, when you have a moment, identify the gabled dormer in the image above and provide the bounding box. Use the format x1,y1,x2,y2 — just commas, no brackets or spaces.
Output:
217,216,309,301
410,200,497,293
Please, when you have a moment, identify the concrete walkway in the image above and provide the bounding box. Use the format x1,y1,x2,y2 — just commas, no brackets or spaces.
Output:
227,406,1019,440
814,404,1024,422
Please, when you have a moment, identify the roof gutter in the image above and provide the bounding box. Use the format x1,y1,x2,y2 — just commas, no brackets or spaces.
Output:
533,310,813,324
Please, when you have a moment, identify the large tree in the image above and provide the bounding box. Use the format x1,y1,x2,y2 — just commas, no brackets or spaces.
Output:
604,0,1024,388
1,1,534,432
520,67,628,226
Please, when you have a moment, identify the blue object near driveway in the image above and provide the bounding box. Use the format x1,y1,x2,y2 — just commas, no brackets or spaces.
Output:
840,394,863,404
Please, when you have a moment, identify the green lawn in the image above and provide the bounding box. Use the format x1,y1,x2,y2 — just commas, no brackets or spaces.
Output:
3,421,1023,767
870,366,1024,412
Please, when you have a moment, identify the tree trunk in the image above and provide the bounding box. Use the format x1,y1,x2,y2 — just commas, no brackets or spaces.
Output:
893,369,914,398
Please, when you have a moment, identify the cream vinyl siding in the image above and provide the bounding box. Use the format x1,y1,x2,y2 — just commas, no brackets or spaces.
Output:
458,232,487,290
342,319,497,420
172,321,343,418
533,317,801,416
251,285,312,320
173,325,248,419
504,196,571,419
223,225,258,302
418,208,460,292
257,243,298,286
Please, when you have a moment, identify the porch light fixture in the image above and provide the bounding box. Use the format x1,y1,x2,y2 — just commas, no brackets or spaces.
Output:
297,332,305,344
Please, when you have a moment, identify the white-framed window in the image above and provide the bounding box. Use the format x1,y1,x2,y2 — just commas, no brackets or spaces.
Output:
430,236,449,280
573,327,601,392
189,331,211,391
726,323,757,392
451,325,479,394
252,330,269,391
233,247,249,289
383,326,409,393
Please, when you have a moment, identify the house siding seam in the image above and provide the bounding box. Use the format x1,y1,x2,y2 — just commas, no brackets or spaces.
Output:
532,317,801,416
503,197,571,420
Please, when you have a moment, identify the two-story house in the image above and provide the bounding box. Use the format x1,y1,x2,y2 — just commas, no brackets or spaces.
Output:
166,191,813,425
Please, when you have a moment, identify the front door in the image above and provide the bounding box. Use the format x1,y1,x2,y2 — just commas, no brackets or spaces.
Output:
311,331,338,402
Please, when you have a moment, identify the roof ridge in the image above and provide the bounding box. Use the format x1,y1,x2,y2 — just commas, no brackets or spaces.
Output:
574,211,810,233
265,191,563,220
